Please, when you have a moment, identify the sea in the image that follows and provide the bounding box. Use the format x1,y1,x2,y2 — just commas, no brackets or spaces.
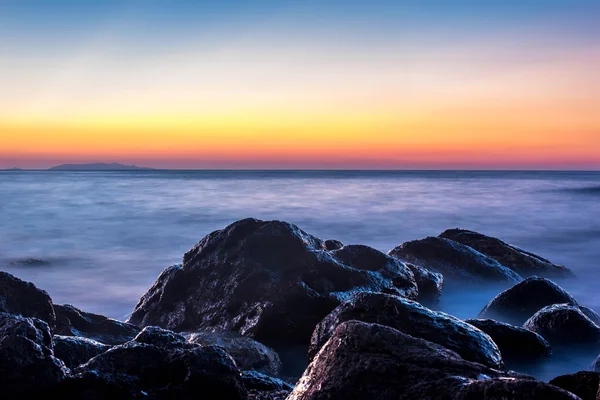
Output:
1,170,599,380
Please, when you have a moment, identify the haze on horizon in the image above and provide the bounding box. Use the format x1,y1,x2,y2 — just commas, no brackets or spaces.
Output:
1,0,599,170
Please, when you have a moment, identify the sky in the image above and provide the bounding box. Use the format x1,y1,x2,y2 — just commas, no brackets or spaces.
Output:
1,0,599,169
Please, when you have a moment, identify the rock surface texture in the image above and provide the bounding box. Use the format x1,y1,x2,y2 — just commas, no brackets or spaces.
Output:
53,335,111,368
549,371,600,400
0,271,56,330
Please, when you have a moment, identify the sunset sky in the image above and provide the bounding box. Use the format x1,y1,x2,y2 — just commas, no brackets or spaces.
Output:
1,1,599,169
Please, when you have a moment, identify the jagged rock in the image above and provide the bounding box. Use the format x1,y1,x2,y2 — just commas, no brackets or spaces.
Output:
323,239,343,251
388,236,521,284
479,277,578,325
241,370,294,391
309,292,503,369
53,335,110,368
0,271,56,330
465,319,551,364
187,331,282,376
132,326,188,348
523,304,600,349
549,371,600,400
439,228,574,278
405,263,444,305
72,341,247,399
55,304,140,345
128,219,418,354
0,311,53,349
288,320,553,400
0,334,68,397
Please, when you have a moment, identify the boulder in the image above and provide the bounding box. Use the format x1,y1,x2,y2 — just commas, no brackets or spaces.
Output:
523,304,600,349
53,335,110,368
128,219,418,352
581,306,600,326
450,378,581,400
72,341,247,399
0,311,53,350
479,277,578,325
132,325,188,348
0,271,56,330
464,319,551,364
323,239,343,251
405,263,444,305
593,354,600,372
241,370,294,392
549,371,600,400
0,334,68,397
289,320,562,400
187,331,282,376
309,292,503,369
388,236,521,284
55,304,140,345
439,228,574,278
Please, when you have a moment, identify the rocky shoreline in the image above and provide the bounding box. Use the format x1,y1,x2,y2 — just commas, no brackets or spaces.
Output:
1,218,600,399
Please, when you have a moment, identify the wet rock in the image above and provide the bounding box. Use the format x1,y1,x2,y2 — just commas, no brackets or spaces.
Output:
581,306,600,326
132,325,188,348
0,334,68,397
0,311,53,349
388,236,522,284
290,320,534,400
241,370,294,392
523,304,600,349
128,219,418,353
479,277,578,325
53,335,110,368
439,228,574,278
73,341,247,399
465,318,551,364
187,331,282,376
323,239,343,251
549,371,600,400
9,258,52,267
405,263,444,305
0,271,56,330
309,292,503,369
55,304,140,345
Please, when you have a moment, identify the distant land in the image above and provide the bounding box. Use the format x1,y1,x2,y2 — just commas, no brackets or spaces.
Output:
0,167,24,171
48,163,154,171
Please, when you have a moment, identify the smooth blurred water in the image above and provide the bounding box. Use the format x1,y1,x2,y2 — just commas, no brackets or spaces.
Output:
0,170,599,379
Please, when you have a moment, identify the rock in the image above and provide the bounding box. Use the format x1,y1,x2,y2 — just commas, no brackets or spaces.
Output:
450,378,581,400
9,258,52,267
0,271,56,330
289,320,540,400
388,236,522,284
592,354,600,372
479,277,578,325
53,335,110,368
241,370,294,391
132,325,188,348
549,371,600,400
187,331,282,376
128,219,418,353
0,334,68,397
464,319,551,365
439,228,574,278
73,341,247,399
309,292,503,369
55,304,140,345
52,370,144,400
523,304,600,349
405,263,444,305
323,239,343,251
581,306,600,326
0,311,53,349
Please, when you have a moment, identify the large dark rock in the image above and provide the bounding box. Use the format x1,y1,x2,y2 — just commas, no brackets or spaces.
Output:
439,228,574,278
128,219,418,352
0,311,53,349
0,271,56,330
241,370,294,392
405,263,444,305
55,304,140,345
479,277,578,325
450,378,581,400
53,335,110,368
133,326,188,348
0,334,68,397
549,371,600,400
309,292,503,369
388,236,522,284
523,304,600,349
290,320,570,400
581,306,600,326
323,239,343,251
465,318,551,365
72,341,247,399
187,331,282,376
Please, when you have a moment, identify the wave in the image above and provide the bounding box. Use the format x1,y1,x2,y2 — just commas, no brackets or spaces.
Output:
563,186,600,195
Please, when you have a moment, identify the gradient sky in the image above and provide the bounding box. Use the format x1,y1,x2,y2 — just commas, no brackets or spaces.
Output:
1,0,599,169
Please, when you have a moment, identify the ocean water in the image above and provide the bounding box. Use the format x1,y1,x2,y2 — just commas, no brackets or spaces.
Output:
1,170,599,380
